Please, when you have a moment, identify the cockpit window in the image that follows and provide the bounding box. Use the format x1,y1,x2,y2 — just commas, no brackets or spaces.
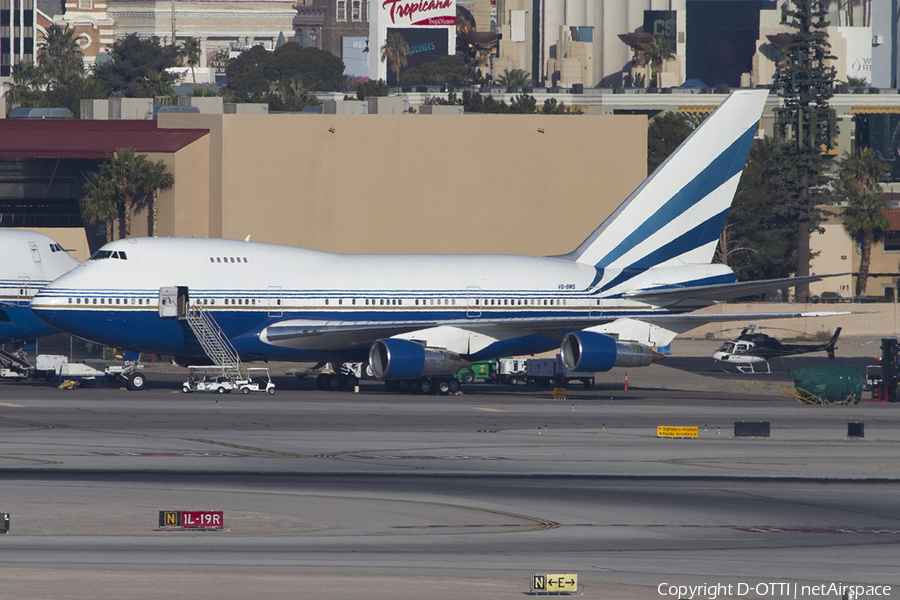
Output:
89,250,128,261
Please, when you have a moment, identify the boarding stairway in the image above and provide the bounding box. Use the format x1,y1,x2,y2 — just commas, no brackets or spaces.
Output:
185,303,245,381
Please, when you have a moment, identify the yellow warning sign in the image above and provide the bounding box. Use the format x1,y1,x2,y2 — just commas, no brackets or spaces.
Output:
532,573,578,593
657,426,698,438
553,387,567,399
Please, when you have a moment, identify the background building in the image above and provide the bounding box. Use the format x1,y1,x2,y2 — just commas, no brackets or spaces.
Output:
492,0,899,91
48,0,296,72
0,110,647,260
1,0,37,77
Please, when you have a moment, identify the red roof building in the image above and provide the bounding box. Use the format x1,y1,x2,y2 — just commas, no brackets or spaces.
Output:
0,119,208,159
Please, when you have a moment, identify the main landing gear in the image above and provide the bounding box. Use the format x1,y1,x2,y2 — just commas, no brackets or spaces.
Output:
315,372,359,391
309,363,460,395
384,376,460,395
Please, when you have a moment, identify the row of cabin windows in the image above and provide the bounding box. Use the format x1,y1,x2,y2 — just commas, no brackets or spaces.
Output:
67,296,601,307
70,297,147,305
67,298,254,306
210,257,248,264
323,298,600,307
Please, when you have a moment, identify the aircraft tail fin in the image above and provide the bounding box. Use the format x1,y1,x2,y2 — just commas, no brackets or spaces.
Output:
826,327,842,360
563,90,768,270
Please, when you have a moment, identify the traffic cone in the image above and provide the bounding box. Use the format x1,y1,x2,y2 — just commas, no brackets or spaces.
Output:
624,373,628,391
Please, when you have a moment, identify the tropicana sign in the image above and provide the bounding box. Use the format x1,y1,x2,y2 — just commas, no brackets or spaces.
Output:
381,0,456,26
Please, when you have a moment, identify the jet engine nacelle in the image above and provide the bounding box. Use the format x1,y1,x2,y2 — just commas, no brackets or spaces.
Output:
560,331,656,372
369,338,462,380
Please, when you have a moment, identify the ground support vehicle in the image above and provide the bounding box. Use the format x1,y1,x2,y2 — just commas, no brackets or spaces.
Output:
865,365,883,395
55,360,146,390
870,338,900,401
495,358,528,385
455,360,495,384
2,354,69,381
236,368,276,395
182,366,275,395
526,355,595,388
454,357,525,385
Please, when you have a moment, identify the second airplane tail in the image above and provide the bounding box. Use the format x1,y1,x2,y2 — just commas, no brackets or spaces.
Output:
563,90,768,271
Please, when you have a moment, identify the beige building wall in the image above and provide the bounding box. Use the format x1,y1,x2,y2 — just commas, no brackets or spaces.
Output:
811,207,900,299
810,222,854,297
158,113,648,257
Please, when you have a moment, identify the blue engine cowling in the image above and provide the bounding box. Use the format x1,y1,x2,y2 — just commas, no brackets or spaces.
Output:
560,331,655,372
369,338,462,380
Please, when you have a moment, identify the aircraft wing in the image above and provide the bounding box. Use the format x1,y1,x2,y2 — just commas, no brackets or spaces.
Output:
259,309,850,353
260,317,604,350
260,319,445,350
622,274,848,304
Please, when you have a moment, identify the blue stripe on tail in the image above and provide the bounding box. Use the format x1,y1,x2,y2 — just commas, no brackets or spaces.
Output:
595,123,758,269
599,209,731,292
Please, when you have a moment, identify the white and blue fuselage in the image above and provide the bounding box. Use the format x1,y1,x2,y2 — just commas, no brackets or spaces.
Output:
0,229,80,343
32,237,734,362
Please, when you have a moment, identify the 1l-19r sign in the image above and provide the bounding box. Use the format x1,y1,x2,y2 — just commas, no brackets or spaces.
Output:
159,511,224,529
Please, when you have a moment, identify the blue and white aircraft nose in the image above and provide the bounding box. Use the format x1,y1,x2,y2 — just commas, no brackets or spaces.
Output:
31,291,58,325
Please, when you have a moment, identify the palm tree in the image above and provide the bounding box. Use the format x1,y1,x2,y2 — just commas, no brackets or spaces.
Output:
38,24,83,83
834,148,891,295
105,149,145,239
140,69,177,98
2,61,46,110
644,35,674,88
138,159,175,237
80,150,176,241
380,32,410,87
180,37,202,86
496,68,532,88
81,177,119,243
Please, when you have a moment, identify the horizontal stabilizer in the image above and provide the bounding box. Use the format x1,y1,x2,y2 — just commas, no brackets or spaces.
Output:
641,310,850,325
623,274,849,304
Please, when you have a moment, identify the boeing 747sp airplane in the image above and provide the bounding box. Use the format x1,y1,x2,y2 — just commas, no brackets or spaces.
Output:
31,91,839,391
1,229,80,343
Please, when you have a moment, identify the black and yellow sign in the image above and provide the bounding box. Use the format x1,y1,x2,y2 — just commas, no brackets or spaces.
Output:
553,387,567,399
657,426,698,438
158,510,224,529
531,573,577,593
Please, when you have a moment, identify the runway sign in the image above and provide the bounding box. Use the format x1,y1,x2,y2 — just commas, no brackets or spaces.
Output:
657,426,698,438
159,511,224,529
531,573,577,593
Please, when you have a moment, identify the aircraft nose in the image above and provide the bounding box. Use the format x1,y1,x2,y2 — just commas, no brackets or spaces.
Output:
34,307,56,324
31,295,56,324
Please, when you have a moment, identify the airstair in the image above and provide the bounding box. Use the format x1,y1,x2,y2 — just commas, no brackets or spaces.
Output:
184,303,245,381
